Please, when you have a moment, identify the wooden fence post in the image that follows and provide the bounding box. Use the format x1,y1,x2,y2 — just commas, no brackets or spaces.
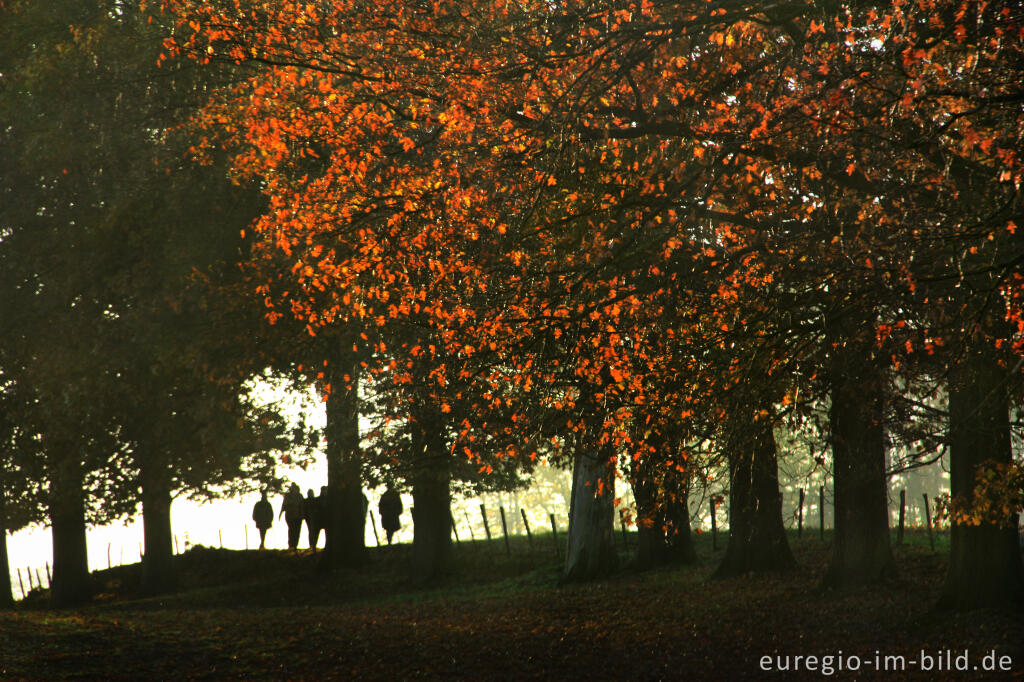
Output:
480,504,492,541
174,535,179,555
923,493,934,551
244,526,249,550
219,529,223,549
463,510,476,544
619,509,629,551
450,512,461,545
550,513,561,558
45,562,51,584
107,543,112,569
499,507,511,556
798,488,805,538
819,486,825,540
26,567,35,592
16,568,25,599
520,508,533,546
897,489,906,546
370,512,381,546
710,498,718,550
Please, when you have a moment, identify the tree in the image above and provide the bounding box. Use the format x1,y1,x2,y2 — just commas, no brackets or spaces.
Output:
714,414,795,577
630,426,698,571
157,0,1024,608
0,0,296,601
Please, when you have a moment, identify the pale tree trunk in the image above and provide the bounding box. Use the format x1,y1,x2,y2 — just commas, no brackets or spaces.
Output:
140,454,175,595
321,354,365,571
938,337,1024,611
410,404,452,583
822,316,895,589
714,419,794,577
49,449,91,606
563,445,618,582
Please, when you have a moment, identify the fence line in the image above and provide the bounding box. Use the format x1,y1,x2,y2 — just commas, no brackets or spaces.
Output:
10,485,960,601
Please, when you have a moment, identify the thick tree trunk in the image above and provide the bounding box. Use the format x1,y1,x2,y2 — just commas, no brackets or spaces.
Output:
49,453,91,607
410,404,452,583
822,344,896,588
563,446,618,582
938,341,1024,611
411,466,452,584
321,356,365,571
632,438,697,570
140,456,176,596
714,420,794,577
664,488,698,564
1,482,12,607
633,468,669,570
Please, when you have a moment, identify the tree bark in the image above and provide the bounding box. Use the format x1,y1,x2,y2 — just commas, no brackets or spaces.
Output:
563,445,618,582
633,466,668,570
49,452,91,606
714,420,794,577
408,402,452,583
140,455,176,596
937,339,1024,611
632,437,697,570
822,341,896,588
321,355,365,571
664,486,698,564
0,481,12,607
411,466,452,584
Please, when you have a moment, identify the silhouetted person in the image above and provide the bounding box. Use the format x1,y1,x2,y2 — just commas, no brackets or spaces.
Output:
252,492,273,550
318,485,330,538
280,483,304,550
378,486,403,545
305,488,322,551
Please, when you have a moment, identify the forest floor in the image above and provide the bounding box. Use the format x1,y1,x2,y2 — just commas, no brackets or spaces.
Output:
2,529,1023,680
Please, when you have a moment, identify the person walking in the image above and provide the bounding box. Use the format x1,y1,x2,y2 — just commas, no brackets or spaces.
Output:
252,492,274,550
378,485,403,545
280,483,305,550
304,488,322,551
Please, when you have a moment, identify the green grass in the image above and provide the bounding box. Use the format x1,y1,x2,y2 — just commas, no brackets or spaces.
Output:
2,528,1020,680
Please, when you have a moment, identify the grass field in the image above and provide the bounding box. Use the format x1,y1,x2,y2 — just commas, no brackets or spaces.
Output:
2,529,1022,680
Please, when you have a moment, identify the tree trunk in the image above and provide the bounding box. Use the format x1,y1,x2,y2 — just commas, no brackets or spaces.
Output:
822,342,896,588
321,355,365,571
632,438,697,570
633,465,668,570
49,452,91,606
410,404,452,583
1,481,12,607
411,467,452,584
938,340,1024,611
140,456,176,596
563,446,618,582
714,420,794,577
664,487,698,564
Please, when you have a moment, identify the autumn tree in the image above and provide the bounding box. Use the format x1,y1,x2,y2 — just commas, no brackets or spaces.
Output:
787,1,1023,604
157,0,1024,608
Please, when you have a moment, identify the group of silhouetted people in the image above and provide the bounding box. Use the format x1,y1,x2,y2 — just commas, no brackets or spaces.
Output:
251,484,403,550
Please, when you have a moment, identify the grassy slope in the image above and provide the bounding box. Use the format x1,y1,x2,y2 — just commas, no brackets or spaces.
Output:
2,530,1022,680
